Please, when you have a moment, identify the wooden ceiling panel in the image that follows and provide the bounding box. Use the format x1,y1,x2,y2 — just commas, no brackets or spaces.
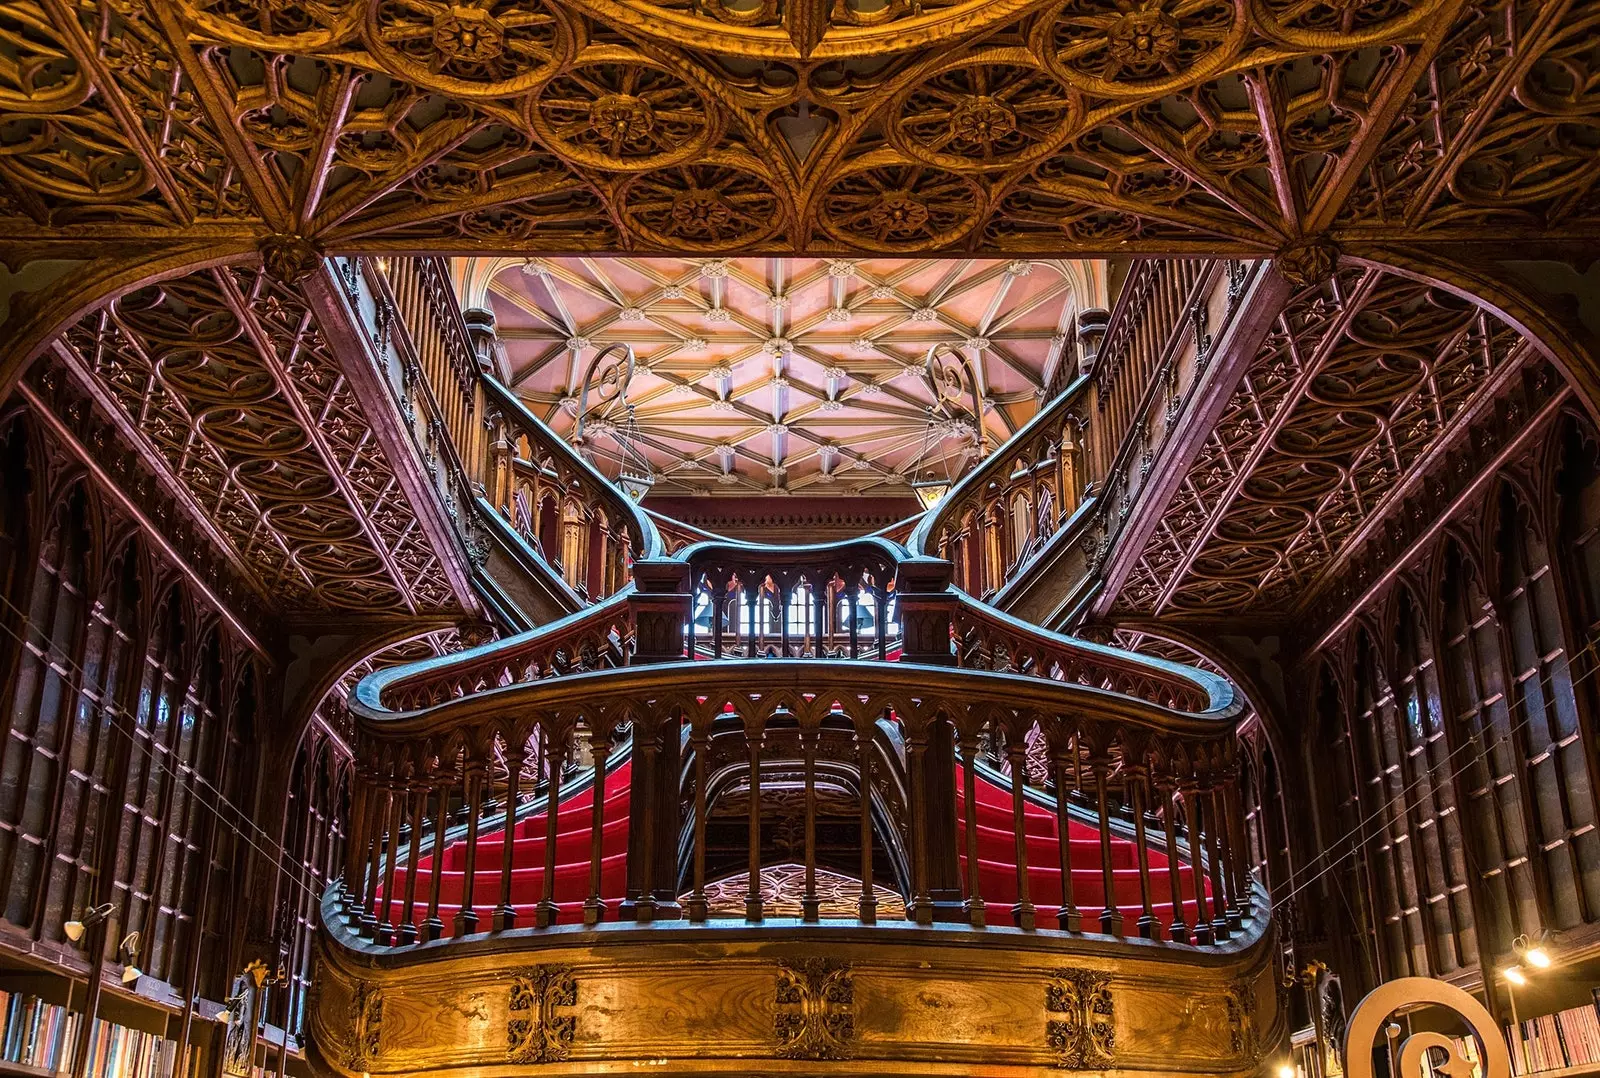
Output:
5,0,1598,258
480,254,1102,495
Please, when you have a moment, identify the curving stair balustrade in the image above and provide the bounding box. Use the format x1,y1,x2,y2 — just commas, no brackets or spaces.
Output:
309,255,1283,1078
312,509,1282,1078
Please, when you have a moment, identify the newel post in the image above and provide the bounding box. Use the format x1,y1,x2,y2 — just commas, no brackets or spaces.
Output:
893,557,956,665
891,557,963,918
623,559,691,920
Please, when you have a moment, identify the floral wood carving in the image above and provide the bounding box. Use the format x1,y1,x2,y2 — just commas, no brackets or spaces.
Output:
1114,267,1533,620
1225,980,1260,1061
11,0,1599,257
343,981,385,1071
774,958,855,1060
1046,967,1114,1069
507,965,579,1064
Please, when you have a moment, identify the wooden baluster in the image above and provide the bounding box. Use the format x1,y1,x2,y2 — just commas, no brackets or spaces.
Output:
455,755,485,936
380,780,404,945
537,729,567,928
875,581,888,660
1205,780,1231,942
399,772,426,945
1156,767,1188,944
685,581,697,658
1213,774,1242,930
802,719,820,922
856,719,877,924
1006,726,1035,931
423,763,451,943
813,578,827,657
343,762,371,921
688,726,710,923
1184,782,1212,946
1051,742,1081,932
1224,771,1253,919
1126,746,1158,941
779,583,792,657
745,714,765,921
906,728,933,925
847,583,860,659
1089,742,1122,936
360,778,386,938
585,725,612,927
493,737,524,931
959,726,985,928
712,585,725,659
633,722,659,922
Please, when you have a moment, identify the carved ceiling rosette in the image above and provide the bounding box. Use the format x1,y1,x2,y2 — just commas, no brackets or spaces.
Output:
363,0,574,97
887,58,1082,172
1033,0,1248,99
527,58,721,171
620,160,787,250
815,160,985,251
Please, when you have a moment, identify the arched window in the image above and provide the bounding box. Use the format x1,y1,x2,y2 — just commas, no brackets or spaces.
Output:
1009,492,1031,564
114,586,189,957
1350,628,1427,976
1495,482,1598,928
1439,540,1534,955
0,484,91,928
198,662,253,1002
1316,660,1382,983
1393,586,1473,972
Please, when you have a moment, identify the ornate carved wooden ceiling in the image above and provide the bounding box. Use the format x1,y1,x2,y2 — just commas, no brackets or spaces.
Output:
4,0,1597,258
474,254,1100,493
49,263,463,616
1111,265,1548,622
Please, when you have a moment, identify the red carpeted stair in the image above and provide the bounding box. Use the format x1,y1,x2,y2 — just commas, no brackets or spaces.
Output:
956,764,1211,929
374,757,1210,933
376,761,632,931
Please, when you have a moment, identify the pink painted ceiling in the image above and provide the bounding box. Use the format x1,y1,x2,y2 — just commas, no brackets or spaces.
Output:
481,256,1103,496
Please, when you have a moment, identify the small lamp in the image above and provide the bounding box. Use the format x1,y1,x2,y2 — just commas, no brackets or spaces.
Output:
63,902,114,943
118,931,142,985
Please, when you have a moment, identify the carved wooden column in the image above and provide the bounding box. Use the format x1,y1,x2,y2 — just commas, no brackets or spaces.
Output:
623,559,690,920
892,557,963,918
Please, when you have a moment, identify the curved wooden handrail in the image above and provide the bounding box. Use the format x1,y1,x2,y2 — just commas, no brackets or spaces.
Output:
950,595,1236,719
480,375,663,603
354,656,1239,740
907,375,1090,561
360,586,637,713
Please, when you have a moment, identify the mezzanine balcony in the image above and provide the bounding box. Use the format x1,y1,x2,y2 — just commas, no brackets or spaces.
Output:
309,514,1281,1078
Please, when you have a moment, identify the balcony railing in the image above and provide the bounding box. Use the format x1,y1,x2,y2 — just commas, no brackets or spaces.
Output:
911,259,1265,615
333,535,1254,961
480,375,662,601
339,255,660,607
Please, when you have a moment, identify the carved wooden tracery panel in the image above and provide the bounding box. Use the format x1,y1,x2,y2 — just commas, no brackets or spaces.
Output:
3,0,1599,257
52,265,458,615
1115,268,1544,620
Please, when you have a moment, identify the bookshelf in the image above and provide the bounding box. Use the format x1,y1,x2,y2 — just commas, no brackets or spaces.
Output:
1291,994,1600,1078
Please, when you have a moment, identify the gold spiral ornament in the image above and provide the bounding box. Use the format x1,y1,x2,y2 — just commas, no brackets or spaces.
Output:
1343,978,1511,1078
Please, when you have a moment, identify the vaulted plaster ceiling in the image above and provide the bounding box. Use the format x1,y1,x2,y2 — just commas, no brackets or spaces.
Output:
462,256,1104,495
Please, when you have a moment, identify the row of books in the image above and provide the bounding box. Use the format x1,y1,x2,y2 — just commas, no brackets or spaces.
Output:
0,991,175,1078
1509,1000,1600,1076
1415,996,1600,1078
